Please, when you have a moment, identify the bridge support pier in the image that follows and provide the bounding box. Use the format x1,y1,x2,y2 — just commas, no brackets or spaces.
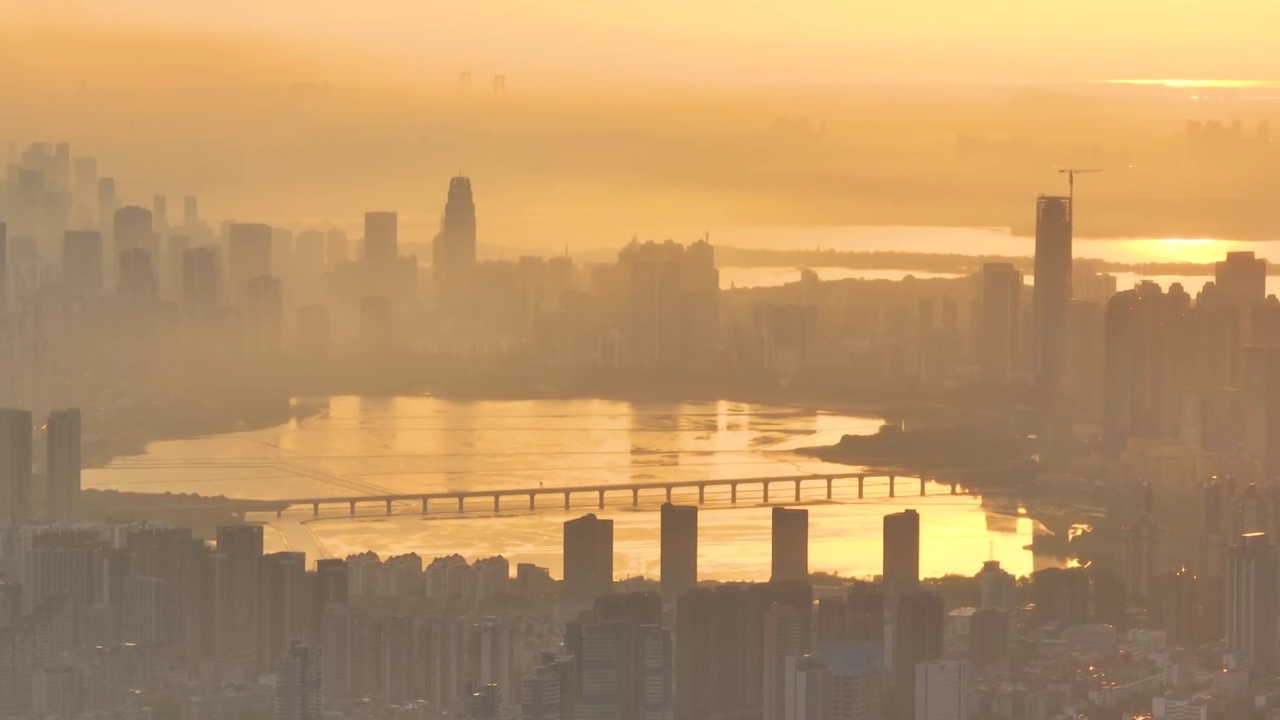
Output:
276,509,283,519
422,498,429,514
950,482,958,495
599,490,606,509
494,495,501,513
920,477,926,496
889,475,896,498
826,478,833,500
633,489,640,507
731,484,738,503
564,492,571,511
529,494,536,511
458,496,465,513
857,476,864,499
313,503,320,517
698,485,706,504
349,501,356,516
666,487,673,503
763,482,770,504
795,479,802,502
386,500,393,516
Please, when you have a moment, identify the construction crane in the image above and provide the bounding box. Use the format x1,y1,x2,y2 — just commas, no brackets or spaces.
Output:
1057,168,1101,220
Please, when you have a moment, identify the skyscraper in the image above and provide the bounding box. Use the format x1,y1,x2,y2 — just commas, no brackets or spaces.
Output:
914,660,966,720
359,296,394,354
1242,346,1280,482
1033,195,1072,404
564,514,614,601
1227,532,1277,672
784,656,833,720
245,275,284,354
260,551,308,673
593,592,665,720
216,524,263,659
275,641,323,720
297,305,332,361
0,223,7,314
96,178,116,236
660,503,697,599
1215,251,1266,307
364,211,398,266
884,509,920,621
522,665,564,720
893,592,944,720
181,246,219,320
433,176,478,314
71,157,97,229
764,603,806,720
113,206,154,259
0,408,32,526
771,507,809,584
325,229,349,267
117,248,157,300
976,561,1015,611
978,262,1022,386
46,408,80,524
618,240,684,367
228,223,273,302
62,231,103,296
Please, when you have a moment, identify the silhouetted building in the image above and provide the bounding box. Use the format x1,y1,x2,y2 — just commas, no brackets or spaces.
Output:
1215,251,1266,307
660,503,697,600
113,206,153,261
772,507,809,584
216,525,263,659
181,246,219,320
764,603,806,720
245,275,284,354
96,178,116,236
593,592,668,720
46,408,80,524
784,655,833,720
1033,196,1072,401
0,408,32,526
1242,346,1280,482
978,262,1022,386
275,640,323,720
117,248,157,300
564,514,613,601
0,224,7,313
325,229,349,268
893,591,943,720
1032,567,1089,629
433,177,477,315
884,509,920,622
969,609,1008,668
228,223,272,302
260,552,308,673
977,561,1015,611
61,231,102,296
914,659,965,720
1227,532,1276,671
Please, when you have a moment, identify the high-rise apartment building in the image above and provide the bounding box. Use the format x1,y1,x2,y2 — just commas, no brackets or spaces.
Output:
564,514,614,601
894,592,944,720
660,503,697,599
364,211,398,266
62,231,103,296
46,408,80,524
771,507,808,584
228,223,273,302
978,263,1022,386
0,408,32,526
914,659,966,720
275,641,323,720
884,509,920,621
764,603,806,720
216,524,263,658
1227,532,1277,672
784,656,833,720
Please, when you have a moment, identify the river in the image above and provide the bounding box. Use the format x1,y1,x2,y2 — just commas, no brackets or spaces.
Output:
84,396,1056,581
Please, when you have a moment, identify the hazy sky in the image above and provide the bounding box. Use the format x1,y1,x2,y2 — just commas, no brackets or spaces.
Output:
5,0,1277,85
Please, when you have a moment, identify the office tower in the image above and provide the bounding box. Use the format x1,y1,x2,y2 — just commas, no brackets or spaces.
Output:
914,660,966,720
784,656,833,720
96,178,116,234
325,229,349,267
968,609,1008,668
682,238,721,366
564,514,614,601
975,561,1015,611
592,592,665,720
246,275,284,354
0,223,6,313
772,507,809,584
359,296,394,354
183,195,199,229
321,604,353,702
1102,284,1188,455
297,305,331,360
117,248,157,300
433,176,478,314
978,262,1022,386
1033,195,1072,405
1216,251,1266,307
275,641,323,720
152,194,168,235
46,408,80,524
113,206,154,259
72,158,97,228
660,503,697,599
61,230,103,296
573,620,622,719
364,211,398,265
228,223,273,301
619,240,684,367
1242,346,1280,482
216,525,264,658
260,552,308,673
1227,532,1277,671
182,246,219,319
765,603,806,720
522,666,563,720
893,592,943,720
0,408,32,526
884,509,921,620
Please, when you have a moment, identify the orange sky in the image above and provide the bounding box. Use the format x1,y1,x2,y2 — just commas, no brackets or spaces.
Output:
5,0,1278,85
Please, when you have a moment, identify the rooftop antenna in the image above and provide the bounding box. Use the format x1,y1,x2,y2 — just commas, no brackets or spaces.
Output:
1057,168,1102,221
